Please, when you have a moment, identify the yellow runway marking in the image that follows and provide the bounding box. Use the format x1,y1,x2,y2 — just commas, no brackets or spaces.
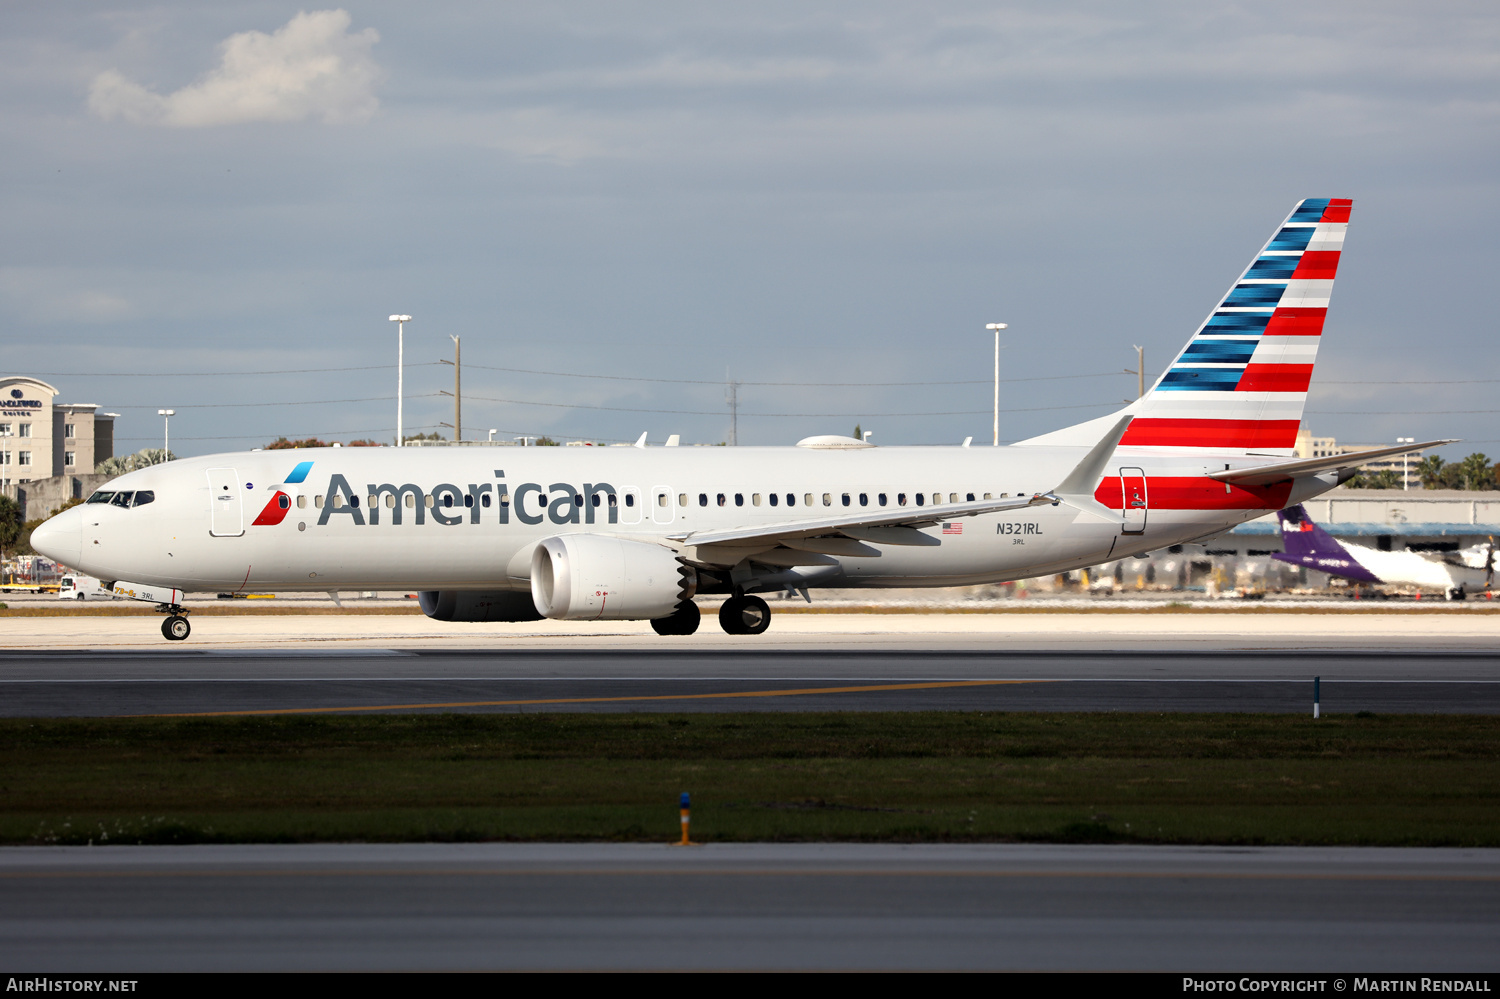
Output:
133,679,1047,718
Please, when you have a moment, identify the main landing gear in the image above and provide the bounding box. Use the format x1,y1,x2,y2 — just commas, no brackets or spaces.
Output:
719,594,771,635
158,604,192,642
650,600,701,636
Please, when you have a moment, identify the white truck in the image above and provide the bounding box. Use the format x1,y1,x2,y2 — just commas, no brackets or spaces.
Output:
56,574,115,601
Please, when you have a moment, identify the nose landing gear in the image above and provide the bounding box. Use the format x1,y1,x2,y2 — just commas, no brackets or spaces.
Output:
157,604,192,641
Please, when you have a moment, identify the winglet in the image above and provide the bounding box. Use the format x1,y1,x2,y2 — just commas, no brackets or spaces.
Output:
1052,414,1133,497
1043,414,1133,523
633,432,648,448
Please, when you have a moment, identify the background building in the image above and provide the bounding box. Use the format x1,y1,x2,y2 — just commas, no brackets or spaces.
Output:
1,376,117,516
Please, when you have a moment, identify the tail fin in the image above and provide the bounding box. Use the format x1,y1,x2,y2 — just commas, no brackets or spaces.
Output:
1020,198,1350,453
1271,504,1381,582
1275,504,1347,560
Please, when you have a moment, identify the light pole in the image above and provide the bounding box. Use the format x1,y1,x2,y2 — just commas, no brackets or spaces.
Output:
488,429,498,442
389,316,411,446
157,409,175,456
1397,437,1415,490
985,323,1007,446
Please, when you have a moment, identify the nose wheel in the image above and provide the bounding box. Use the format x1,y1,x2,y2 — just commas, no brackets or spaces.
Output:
719,595,771,635
161,614,191,641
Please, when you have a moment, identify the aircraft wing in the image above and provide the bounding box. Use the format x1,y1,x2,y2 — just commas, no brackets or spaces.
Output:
669,414,1135,551
666,492,1055,548
1209,439,1456,488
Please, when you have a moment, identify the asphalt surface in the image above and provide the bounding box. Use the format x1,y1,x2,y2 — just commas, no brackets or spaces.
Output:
2,843,1495,971
2,649,1498,716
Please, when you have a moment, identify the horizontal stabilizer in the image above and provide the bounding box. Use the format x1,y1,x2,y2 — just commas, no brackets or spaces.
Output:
1210,439,1455,487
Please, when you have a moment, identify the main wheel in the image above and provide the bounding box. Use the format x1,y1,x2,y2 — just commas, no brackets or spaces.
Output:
718,595,771,635
650,600,701,636
162,615,191,641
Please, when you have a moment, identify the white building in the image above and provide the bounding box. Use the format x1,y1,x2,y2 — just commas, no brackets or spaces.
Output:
0,377,117,497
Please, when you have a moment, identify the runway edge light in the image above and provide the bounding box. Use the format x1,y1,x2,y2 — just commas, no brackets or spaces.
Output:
676,792,698,846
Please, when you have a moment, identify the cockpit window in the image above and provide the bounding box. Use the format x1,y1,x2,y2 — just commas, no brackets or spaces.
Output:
109,491,134,508
132,490,155,507
86,491,115,504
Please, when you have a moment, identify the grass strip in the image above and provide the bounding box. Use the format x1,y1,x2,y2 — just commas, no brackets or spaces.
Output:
2,712,1496,847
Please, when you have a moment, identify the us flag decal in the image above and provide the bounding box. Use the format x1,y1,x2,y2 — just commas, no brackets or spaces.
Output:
942,522,963,535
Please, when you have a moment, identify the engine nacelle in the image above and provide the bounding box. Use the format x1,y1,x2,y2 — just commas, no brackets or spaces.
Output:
531,535,697,621
419,590,544,623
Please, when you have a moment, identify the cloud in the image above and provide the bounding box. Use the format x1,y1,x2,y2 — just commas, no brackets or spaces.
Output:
88,9,380,127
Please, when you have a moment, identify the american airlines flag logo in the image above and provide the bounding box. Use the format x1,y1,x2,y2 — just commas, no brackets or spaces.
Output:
942,522,963,535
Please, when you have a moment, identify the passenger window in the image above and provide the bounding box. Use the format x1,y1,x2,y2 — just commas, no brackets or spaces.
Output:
110,491,133,507
297,495,307,509
878,493,887,506
407,493,419,508
367,495,377,508
464,494,474,508
626,494,635,507
276,494,288,510
984,493,993,500
915,494,925,506
933,494,941,506
717,493,726,507
133,490,156,507
898,493,907,506
608,494,617,507
443,495,454,508
425,495,434,509
787,493,796,506
315,495,324,508
591,494,600,507
751,493,761,506
804,493,813,506
822,493,832,506
332,494,345,509
841,493,850,507
483,494,492,508
859,493,868,506
385,494,395,509
967,493,975,502
678,493,688,506
949,493,958,504
657,493,668,507
769,493,779,507
734,493,743,507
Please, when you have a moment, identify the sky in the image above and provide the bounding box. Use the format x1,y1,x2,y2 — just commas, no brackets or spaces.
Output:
4,1,1498,460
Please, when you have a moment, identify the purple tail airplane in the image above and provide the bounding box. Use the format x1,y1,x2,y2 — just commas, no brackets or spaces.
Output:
1272,504,1493,599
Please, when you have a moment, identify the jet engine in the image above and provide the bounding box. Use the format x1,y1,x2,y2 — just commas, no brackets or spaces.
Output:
531,535,697,620
418,590,544,623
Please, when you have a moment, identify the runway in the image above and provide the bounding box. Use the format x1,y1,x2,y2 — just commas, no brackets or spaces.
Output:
3,649,1498,716
3,842,1496,971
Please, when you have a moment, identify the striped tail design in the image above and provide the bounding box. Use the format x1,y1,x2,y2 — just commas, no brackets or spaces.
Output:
1119,198,1351,454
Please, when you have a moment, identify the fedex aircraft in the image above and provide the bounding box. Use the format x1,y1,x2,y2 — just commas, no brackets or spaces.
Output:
31,198,1448,641
1273,505,1492,600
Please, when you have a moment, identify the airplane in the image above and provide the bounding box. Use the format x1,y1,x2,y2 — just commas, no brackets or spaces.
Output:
1272,504,1492,600
31,197,1452,641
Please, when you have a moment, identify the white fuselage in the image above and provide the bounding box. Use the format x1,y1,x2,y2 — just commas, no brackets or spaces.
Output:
38,443,1330,595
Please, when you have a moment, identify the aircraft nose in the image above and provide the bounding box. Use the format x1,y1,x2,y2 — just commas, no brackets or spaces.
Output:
30,505,83,568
